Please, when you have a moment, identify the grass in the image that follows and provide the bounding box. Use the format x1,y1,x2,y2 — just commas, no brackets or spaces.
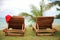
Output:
0,25,60,40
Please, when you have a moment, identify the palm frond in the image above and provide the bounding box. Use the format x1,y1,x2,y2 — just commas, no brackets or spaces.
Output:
19,12,33,17
19,12,36,24
31,5,40,16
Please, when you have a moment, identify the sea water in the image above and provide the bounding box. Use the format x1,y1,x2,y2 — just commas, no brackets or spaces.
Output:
53,19,60,24
0,18,60,30
0,18,7,30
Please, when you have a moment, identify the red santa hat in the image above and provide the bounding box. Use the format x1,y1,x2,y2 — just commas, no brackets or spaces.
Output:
5,15,12,23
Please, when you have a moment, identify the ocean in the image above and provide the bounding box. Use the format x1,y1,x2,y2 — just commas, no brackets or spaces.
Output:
0,18,60,30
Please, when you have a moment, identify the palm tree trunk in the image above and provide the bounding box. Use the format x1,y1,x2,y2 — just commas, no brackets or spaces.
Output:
41,0,45,16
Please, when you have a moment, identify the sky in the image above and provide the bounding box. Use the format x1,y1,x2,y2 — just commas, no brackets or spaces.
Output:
0,0,60,18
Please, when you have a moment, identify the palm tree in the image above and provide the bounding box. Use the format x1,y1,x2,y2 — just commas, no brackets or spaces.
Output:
19,4,43,26
19,5,43,23
19,0,60,26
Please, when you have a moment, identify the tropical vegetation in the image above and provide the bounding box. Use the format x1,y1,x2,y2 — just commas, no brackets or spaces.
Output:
55,14,60,19
19,3,43,25
45,1,60,10
19,0,60,26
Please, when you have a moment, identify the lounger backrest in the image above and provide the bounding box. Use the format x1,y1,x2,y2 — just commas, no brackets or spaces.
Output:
8,16,24,29
36,16,54,29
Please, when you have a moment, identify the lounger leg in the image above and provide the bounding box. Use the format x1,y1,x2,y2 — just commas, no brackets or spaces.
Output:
33,28,34,31
51,32,54,36
36,32,38,36
5,32,8,36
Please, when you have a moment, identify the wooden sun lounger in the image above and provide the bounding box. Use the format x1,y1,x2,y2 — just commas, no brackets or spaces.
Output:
3,16,25,36
33,16,57,36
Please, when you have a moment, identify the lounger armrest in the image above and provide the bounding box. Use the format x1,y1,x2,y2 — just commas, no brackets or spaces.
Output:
22,24,25,32
22,24,25,30
36,24,39,30
3,28,8,32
